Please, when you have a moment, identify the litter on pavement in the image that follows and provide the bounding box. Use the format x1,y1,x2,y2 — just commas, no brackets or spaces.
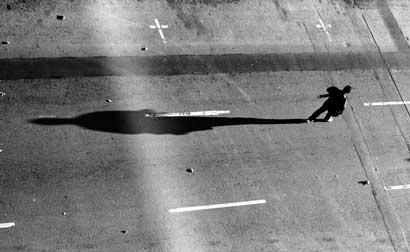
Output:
358,180,369,185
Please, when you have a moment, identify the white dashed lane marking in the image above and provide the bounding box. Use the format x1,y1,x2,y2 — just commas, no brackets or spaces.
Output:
364,101,410,106
145,110,230,117
169,199,267,213
385,184,410,191
0,222,15,229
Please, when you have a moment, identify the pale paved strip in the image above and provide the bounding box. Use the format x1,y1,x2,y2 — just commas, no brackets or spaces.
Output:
0,222,15,228
169,199,266,213
145,110,230,117
385,184,410,191
364,101,410,106
344,103,410,251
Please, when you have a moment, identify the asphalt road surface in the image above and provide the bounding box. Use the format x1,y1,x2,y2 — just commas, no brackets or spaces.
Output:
3,0,410,251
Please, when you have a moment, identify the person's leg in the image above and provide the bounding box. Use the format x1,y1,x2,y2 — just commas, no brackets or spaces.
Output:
323,112,333,122
308,103,327,121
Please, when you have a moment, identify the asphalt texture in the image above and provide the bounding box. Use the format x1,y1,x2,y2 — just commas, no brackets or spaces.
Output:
2,0,410,251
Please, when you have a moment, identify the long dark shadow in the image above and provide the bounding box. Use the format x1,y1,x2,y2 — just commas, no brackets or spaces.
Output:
28,110,308,135
2,51,410,80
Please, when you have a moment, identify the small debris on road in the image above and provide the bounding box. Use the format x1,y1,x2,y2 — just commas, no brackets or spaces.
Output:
186,168,194,173
0,150,3,153
358,180,369,185
61,212,67,216
2,41,10,45
105,99,112,103
0,92,5,96
120,230,128,234
141,47,147,51
6,4,11,10
57,15,65,20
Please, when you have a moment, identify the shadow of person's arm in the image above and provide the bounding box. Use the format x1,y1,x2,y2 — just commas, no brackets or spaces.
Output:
317,94,329,98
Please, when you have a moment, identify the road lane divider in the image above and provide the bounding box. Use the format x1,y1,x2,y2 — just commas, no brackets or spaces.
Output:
145,110,230,117
169,199,266,213
0,222,15,229
385,184,410,191
364,101,410,106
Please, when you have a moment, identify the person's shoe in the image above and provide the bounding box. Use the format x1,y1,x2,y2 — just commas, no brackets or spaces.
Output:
327,117,333,122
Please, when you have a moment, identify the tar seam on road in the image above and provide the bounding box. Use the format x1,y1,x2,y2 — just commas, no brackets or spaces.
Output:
169,199,266,213
345,103,410,252
376,0,410,53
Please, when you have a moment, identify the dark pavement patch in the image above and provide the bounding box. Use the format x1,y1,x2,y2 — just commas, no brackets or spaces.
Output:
1,51,408,80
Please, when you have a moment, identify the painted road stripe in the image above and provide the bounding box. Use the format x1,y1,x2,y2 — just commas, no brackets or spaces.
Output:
0,222,15,228
364,101,410,106
145,110,230,117
38,115,56,118
169,199,266,213
385,184,410,191
316,18,332,42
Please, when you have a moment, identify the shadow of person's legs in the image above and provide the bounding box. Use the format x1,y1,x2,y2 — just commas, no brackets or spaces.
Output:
309,102,328,121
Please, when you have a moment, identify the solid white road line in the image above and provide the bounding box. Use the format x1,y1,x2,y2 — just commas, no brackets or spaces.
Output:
145,110,230,117
385,184,410,191
38,115,56,118
364,101,410,106
0,222,15,228
169,199,266,213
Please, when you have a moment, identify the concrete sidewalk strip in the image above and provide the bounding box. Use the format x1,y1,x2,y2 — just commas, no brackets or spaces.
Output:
364,101,410,106
0,222,15,228
169,199,266,213
145,110,230,117
385,184,410,191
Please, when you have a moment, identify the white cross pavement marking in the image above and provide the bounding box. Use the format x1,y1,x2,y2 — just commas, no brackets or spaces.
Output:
385,184,410,191
169,199,267,213
145,110,230,117
316,18,332,42
0,222,15,229
149,18,168,43
364,101,410,106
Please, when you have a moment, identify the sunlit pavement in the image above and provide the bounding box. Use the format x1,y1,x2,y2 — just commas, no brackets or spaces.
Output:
2,0,410,251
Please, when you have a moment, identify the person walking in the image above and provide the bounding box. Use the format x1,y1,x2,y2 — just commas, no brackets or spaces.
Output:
307,85,351,123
